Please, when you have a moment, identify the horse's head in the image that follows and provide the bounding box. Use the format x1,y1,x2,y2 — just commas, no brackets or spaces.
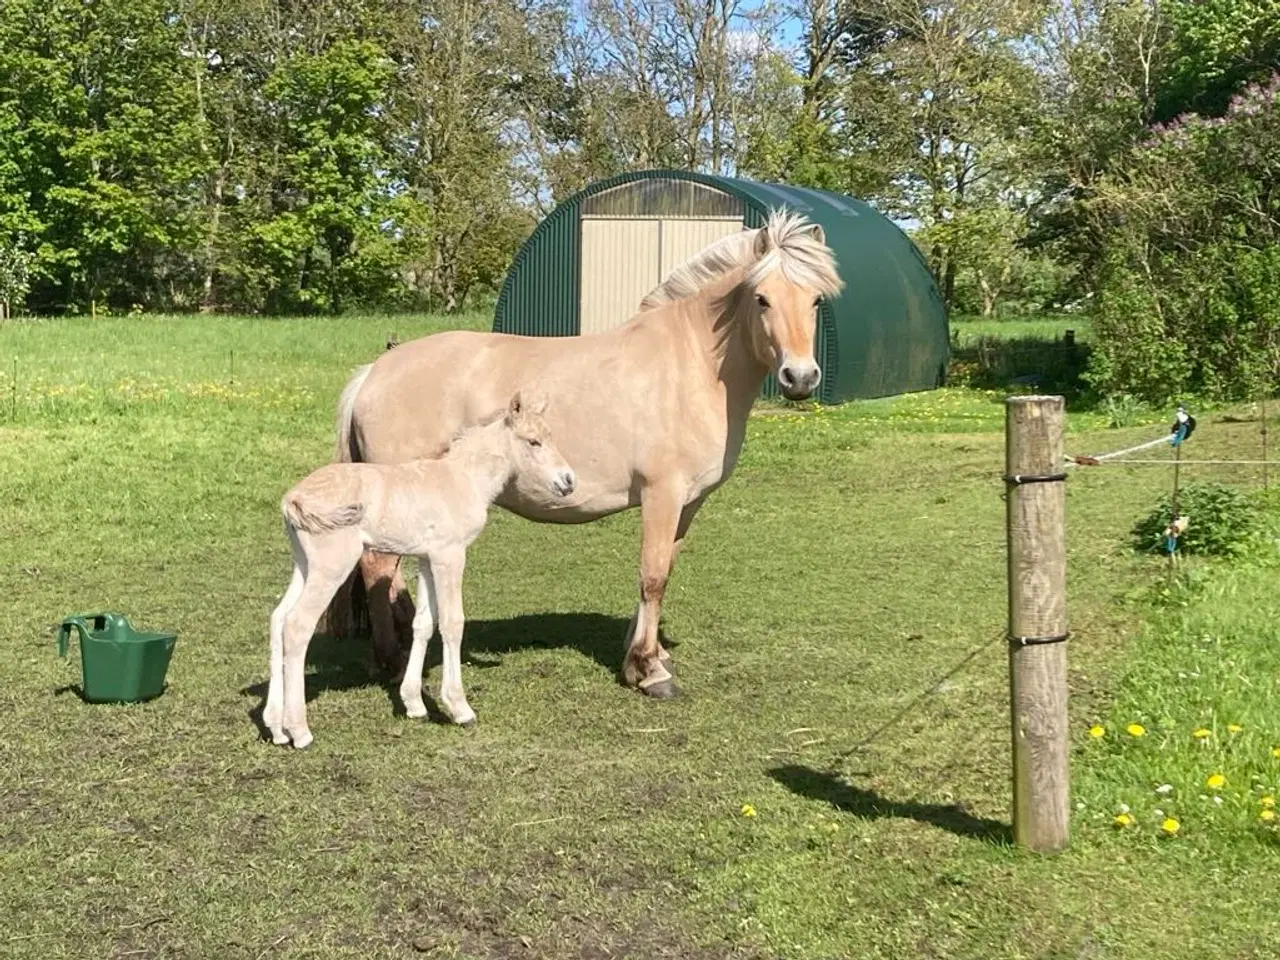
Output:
745,211,844,401
504,392,576,498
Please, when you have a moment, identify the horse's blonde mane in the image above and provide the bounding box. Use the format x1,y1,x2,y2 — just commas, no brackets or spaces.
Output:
638,209,844,309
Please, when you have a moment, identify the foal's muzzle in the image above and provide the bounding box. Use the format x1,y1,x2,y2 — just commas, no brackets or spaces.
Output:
778,360,821,401
553,470,576,497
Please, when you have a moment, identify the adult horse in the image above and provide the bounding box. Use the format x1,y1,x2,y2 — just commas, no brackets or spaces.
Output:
327,210,843,698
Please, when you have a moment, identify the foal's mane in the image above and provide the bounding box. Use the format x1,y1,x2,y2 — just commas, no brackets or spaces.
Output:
420,407,508,462
638,208,843,310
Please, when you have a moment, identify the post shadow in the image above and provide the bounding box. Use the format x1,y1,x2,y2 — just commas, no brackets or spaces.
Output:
769,764,1011,845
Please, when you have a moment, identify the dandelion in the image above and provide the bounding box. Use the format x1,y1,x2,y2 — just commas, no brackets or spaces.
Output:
1088,725,1106,739
1126,723,1146,738
1261,796,1275,809
1192,728,1211,740
1262,810,1277,823
1228,724,1243,734
740,804,757,818
1113,813,1133,827
1206,773,1226,790
1161,818,1181,836
1273,746,1280,759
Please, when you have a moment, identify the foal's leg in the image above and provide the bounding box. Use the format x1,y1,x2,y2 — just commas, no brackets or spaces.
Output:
399,559,439,719
265,563,305,745
623,486,685,698
359,549,415,675
282,532,365,748
431,549,475,726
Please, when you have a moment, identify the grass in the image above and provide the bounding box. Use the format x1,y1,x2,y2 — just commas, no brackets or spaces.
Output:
949,314,1090,347
2,313,1278,959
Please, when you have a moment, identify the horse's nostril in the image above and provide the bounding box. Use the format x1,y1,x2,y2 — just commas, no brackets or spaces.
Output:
779,367,796,389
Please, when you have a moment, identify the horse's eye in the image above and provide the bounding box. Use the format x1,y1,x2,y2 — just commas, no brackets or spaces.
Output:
755,294,770,309
528,438,541,448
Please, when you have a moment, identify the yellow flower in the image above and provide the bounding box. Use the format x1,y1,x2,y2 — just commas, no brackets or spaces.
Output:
1161,818,1181,835
1261,796,1275,809
740,804,757,818
1113,813,1133,827
1273,746,1280,759
1088,725,1106,739
1227,724,1243,734
1192,728,1212,740
1126,723,1146,738
1206,773,1226,790
1261,810,1277,823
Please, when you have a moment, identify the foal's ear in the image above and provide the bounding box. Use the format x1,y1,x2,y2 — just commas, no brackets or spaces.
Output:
807,223,825,245
507,392,523,421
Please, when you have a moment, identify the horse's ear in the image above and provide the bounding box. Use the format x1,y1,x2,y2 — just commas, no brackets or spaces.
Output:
808,223,825,245
507,392,523,421
753,225,773,258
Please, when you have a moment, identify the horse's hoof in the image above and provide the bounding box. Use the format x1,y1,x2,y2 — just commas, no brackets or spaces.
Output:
291,731,314,750
270,731,290,746
640,678,679,699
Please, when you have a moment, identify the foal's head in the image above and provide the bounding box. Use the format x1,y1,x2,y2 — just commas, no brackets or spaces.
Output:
744,211,844,400
503,392,575,497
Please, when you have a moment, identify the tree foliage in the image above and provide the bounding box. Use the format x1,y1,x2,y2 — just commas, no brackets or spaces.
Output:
0,0,1275,390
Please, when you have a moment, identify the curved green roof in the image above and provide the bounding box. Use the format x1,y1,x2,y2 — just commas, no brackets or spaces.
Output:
493,169,948,403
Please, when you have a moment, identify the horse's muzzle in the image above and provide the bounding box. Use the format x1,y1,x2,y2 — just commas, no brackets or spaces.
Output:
778,361,821,400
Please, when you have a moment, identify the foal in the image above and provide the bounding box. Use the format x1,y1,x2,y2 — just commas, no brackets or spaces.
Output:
263,393,575,749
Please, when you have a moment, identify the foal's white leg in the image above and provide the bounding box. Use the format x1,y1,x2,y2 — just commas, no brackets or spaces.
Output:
399,560,438,719
265,565,305,745
281,531,364,749
432,550,475,726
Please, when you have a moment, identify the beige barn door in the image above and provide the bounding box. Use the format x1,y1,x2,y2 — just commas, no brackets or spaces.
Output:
658,217,745,279
579,219,661,335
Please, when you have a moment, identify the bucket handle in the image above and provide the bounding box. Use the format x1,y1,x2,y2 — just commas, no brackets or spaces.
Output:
57,613,117,657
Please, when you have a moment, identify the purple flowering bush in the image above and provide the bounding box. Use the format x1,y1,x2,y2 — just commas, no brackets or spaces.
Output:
1089,75,1280,403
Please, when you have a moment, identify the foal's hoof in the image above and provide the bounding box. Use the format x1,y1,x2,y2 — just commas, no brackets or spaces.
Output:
639,678,680,699
290,731,314,750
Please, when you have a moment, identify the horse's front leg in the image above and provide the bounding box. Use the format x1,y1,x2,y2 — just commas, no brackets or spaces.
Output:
399,559,438,719
431,549,475,726
624,486,685,699
359,549,415,676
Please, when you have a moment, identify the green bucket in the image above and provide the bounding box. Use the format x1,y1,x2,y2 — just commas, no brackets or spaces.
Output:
57,613,177,703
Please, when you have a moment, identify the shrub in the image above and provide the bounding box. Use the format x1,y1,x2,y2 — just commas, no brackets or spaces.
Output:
1131,481,1265,557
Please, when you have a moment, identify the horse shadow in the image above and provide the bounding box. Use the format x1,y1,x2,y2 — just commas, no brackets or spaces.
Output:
768,764,1012,845
241,612,642,738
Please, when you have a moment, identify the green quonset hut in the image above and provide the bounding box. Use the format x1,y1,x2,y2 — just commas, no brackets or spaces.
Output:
493,169,948,404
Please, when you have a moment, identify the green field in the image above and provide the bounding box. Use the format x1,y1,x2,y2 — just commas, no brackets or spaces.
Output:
2,314,1278,959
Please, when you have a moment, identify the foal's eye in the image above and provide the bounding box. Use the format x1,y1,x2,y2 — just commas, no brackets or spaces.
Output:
754,293,770,309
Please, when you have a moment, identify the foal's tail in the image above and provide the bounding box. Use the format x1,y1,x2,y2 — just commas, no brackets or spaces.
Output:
283,494,365,535
334,363,373,464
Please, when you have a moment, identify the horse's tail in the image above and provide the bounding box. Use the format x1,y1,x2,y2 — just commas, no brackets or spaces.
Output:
282,493,365,535
322,363,373,640
335,363,372,464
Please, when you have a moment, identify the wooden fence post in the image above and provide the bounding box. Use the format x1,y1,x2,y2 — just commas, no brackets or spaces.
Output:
1005,395,1070,852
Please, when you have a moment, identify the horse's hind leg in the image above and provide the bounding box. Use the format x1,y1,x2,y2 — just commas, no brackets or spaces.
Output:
283,533,365,748
265,563,305,745
360,549,415,675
